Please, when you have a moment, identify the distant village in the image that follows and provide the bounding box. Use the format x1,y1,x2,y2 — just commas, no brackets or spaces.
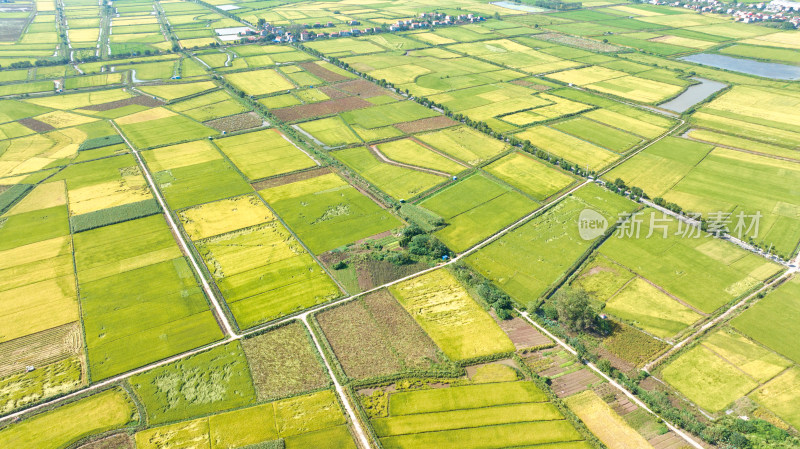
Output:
645,0,800,28
234,12,486,43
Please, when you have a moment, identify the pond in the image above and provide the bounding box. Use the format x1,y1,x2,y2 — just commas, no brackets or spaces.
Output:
659,77,727,113
680,53,800,81
490,1,548,12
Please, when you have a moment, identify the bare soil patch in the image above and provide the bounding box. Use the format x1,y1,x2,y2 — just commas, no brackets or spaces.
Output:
76,433,135,449
319,85,352,99
491,312,551,350
649,431,692,449
299,62,350,83
357,259,428,291
334,79,395,98
550,368,599,398
394,116,457,133
509,79,552,91
18,117,55,133
250,166,330,190
0,322,82,377
273,96,372,122
0,18,30,42
82,95,165,111
204,111,263,132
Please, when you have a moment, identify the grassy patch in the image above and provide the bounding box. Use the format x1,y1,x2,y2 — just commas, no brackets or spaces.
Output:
130,341,257,425
152,159,253,210
467,184,635,301
70,199,161,233
733,277,800,364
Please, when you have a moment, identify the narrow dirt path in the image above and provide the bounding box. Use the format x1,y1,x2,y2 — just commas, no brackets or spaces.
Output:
301,317,372,449
517,311,706,449
369,145,450,177
110,120,237,338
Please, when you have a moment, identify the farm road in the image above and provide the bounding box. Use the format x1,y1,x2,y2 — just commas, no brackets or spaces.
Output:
0,100,686,436
0,79,743,449
301,316,372,449
110,121,238,338
517,310,706,449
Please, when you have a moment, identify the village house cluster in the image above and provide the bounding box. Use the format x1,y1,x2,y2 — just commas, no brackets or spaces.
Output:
236,11,486,43
643,0,800,27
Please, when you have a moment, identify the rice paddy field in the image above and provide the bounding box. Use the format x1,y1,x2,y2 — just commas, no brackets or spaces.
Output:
466,184,636,302
418,173,538,252
258,172,402,253
4,0,800,446
368,380,590,449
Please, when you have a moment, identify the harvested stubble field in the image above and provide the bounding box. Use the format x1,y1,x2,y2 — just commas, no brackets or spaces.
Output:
204,111,262,132
317,290,445,379
241,322,329,401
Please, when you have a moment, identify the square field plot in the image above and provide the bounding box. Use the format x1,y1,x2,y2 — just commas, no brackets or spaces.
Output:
484,152,576,201
258,172,402,253
195,220,340,329
142,142,253,210
116,109,217,148
419,173,539,253
316,290,444,380
73,215,222,379
224,69,295,96
213,129,317,181
733,277,800,364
